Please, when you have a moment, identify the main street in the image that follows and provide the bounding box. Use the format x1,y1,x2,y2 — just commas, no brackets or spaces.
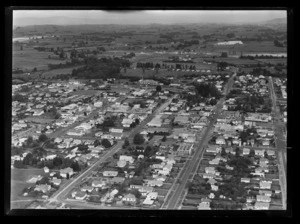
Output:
46,94,176,207
165,72,236,209
268,76,287,210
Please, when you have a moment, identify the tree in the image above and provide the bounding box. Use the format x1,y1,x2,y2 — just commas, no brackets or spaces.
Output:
53,157,63,167
22,153,33,165
26,136,34,146
144,146,152,157
71,161,81,172
162,136,167,142
226,33,235,38
32,67,37,72
94,139,101,147
221,147,227,157
14,160,26,168
38,134,48,143
101,139,112,148
156,85,162,92
133,133,145,145
36,176,50,185
124,138,130,147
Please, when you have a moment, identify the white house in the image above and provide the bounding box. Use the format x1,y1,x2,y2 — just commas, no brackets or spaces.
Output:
119,155,134,164
60,167,74,178
103,171,118,177
254,202,270,210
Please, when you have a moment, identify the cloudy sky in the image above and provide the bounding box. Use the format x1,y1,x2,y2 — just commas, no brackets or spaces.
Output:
13,10,287,26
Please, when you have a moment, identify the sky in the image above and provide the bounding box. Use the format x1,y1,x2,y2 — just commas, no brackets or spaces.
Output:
13,10,287,26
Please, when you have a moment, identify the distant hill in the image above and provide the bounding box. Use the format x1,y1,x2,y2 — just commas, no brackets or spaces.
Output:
259,17,287,25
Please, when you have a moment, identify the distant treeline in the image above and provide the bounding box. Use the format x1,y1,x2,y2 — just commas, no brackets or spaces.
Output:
240,54,286,60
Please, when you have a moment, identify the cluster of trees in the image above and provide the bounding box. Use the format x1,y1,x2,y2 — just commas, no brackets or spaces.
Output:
238,127,258,144
133,133,145,145
226,33,235,38
96,116,117,132
12,94,27,102
240,54,286,59
217,61,232,71
234,94,272,113
176,39,199,49
71,57,131,79
174,64,196,70
274,40,284,47
194,82,222,99
136,62,160,69
187,176,211,195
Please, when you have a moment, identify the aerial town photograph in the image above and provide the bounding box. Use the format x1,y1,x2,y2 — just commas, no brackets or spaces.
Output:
8,9,288,213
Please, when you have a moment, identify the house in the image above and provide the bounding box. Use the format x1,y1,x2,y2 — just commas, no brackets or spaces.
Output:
260,181,271,189
242,148,250,156
103,171,118,177
94,101,103,108
206,146,221,154
143,198,154,206
34,184,51,193
255,149,265,157
205,167,216,174
225,147,236,155
209,158,220,165
147,115,163,127
197,199,211,210
241,178,251,183
60,167,74,178
119,155,135,164
122,193,136,203
74,191,87,200
259,190,272,197
156,175,167,182
145,180,163,187
81,186,94,193
177,143,193,155
117,160,127,168
203,173,215,179
207,178,217,185
147,192,158,200
92,180,107,188
44,166,49,173
256,195,271,203
51,179,61,186
211,185,219,191
109,128,123,133
266,150,275,157
110,177,125,184
254,202,270,210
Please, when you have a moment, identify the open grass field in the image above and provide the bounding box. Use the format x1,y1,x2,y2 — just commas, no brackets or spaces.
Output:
13,47,67,71
212,57,261,65
11,168,46,202
207,41,287,53
41,65,83,78
254,58,287,65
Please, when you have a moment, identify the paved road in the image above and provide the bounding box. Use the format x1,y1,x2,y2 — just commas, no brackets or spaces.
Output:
165,72,236,209
46,95,176,207
268,76,287,210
